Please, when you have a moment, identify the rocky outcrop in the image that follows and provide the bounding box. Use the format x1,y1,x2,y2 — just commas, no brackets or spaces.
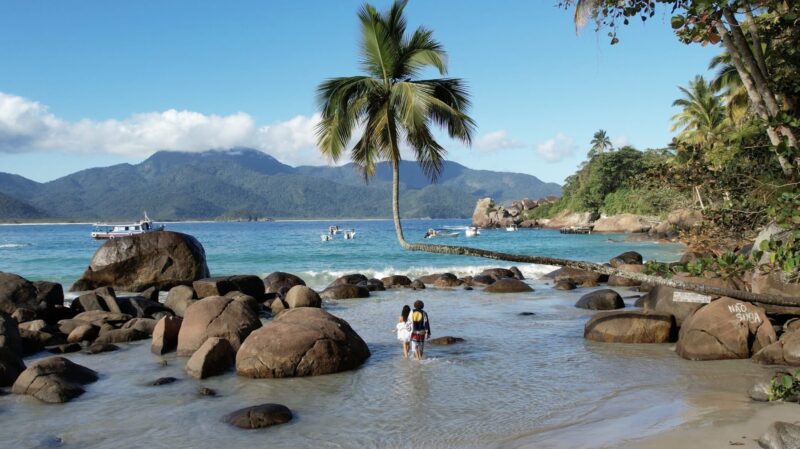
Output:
12,356,98,403
186,337,235,379
545,267,607,285
640,276,740,327
236,308,370,378
650,208,703,239
224,404,293,429
270,286,321,313
0,311,23,358
471,197,556,228
609,251,643,267
575,289,624,310
0,347,25,387
328,274,369,287
430,336,465,345
676,297,776,360
71,231,210,292
177,296,261,356
584,311,675,343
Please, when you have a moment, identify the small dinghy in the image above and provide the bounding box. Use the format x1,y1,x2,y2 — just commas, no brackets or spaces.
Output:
321,234,332,241
506,224,519,232
424,228,460,239
343,230,356,240
465,226,480,237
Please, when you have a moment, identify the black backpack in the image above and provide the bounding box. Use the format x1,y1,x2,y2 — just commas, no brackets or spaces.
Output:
410,309,426,332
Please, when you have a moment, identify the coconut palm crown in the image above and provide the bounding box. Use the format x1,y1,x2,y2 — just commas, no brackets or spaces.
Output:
315,0,475,244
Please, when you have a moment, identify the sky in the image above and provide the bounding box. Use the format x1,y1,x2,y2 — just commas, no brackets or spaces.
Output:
0,0,721,184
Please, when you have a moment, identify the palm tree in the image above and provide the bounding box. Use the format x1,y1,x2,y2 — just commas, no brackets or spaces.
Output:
670,75,729,150
315,0,794,306
316,0,475,247
588,129,612,158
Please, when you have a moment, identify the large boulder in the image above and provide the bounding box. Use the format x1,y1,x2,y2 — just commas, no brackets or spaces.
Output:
284,286,321,309
176,296,261,356
186,337,235,379
0,311,23,357
236,308,370,378
328,274,369,288
164,285,197,317
94,328,148,344
262,272,305,295
480,268,520,281
575,289,624,310
759,422,800,449
381,275,412,289
193,275,265,299
67,324,99,344
151,316,182,355
224,404,293,429
117,296,171,319
592,214,652,233
538,210,593,229
433,273,463,288
609,251,643,268
319,285,369,300
471,197,495,228
70,231,210,292
676,297,776,360
12,356,98,403
584,311,675,343
751,272,800,300
485,278,533,293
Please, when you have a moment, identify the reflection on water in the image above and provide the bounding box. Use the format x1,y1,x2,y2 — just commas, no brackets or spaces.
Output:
0,283,773,449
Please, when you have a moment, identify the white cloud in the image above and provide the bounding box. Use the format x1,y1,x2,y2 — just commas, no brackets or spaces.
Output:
0,91,330,166
474,129,523,152
536,133,576,162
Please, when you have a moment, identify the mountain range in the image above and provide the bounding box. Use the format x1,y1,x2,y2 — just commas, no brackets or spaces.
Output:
0,148,561,221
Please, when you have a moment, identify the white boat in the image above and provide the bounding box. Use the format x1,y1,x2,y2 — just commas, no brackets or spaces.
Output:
328,225,341,235
424,228,460,239
321,234,332,241
90,212,164,239
506,224,519,232
343,230,356,240
465,227,480,237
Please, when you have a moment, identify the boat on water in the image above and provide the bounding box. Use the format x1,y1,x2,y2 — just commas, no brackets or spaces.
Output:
328,225,341,235
506,224,519,232
343,230,356,239
90,212,164,239
321,234,332,241
465,226,480,237
424,228,460,239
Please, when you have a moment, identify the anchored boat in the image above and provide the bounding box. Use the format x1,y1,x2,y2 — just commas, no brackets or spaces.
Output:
465,226,480,237
90,212,164,239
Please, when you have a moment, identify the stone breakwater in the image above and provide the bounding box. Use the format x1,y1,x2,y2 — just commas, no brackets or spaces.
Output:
470,196,703,237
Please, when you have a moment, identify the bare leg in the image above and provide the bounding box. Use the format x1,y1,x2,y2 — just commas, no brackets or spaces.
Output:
402,341,409,358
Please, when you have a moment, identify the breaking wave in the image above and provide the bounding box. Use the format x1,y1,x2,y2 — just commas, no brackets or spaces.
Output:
272,263,557,289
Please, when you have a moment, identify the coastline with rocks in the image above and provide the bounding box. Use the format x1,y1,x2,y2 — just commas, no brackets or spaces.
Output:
1,222,798,448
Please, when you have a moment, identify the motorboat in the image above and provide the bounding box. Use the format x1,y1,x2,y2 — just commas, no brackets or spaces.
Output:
465,226,480,237
343,229,356,239
506,224,519,232
328,225,341,235
90,212,164,239
424,228,460,239
321,234,332,241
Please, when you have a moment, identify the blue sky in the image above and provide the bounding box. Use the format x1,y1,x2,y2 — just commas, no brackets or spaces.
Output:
0,0,720,184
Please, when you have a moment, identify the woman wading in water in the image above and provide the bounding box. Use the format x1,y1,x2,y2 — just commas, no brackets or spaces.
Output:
394,305,412,358
408,300,431,360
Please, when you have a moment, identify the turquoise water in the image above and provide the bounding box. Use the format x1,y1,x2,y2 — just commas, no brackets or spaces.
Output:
0,219,684,288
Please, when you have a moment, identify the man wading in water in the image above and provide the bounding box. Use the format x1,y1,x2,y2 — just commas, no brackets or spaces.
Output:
408,300,431,360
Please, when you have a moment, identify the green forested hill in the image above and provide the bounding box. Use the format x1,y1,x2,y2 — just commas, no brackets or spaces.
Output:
0,191,48,220
0,149,561,221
